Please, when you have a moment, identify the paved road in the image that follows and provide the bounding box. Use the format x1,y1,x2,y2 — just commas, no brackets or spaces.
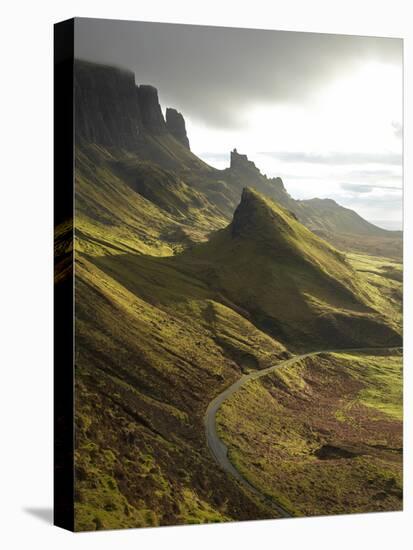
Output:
204,346,402,518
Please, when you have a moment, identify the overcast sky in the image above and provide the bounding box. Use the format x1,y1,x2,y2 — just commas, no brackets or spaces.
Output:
75,18,403,229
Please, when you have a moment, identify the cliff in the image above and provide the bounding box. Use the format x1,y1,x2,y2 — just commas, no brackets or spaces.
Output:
75,60,143,150
75,60,191,150
230,148,260,175
166,108,190,149
137,85,167,134
226,148,292,207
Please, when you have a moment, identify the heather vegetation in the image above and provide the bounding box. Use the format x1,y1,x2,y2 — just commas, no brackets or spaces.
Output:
217,350,402,516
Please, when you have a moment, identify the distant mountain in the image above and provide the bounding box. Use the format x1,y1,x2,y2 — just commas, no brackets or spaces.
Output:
226,150,392,236
223,149,402,259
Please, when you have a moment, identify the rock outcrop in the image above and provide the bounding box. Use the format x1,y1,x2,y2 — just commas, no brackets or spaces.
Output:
230,149,286,194
230,148,259,173
75,60,189,149
166,108,190,149
227,148,291,207
136,85,167,134
75,60,143,150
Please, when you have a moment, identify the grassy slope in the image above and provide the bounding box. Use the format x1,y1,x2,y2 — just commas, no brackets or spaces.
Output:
175,189,401,350
75,143,228,258
297,198,390,236
217,350,402,516
347,253,402,328
298,199,402,261
313,229,403,262
75,145,176,257
72,134,402,528
74,151,292,528
54,219,73,284
74,255,290,530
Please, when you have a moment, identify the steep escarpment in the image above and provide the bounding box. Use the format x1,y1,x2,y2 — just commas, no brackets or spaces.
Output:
75,60,143,150
166,108,190,149
137,85,168,134
75,60,190,152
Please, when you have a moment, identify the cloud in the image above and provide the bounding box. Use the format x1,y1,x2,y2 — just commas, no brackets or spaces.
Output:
340,182,402,193
74,18,402,129
258,151,402,165
336,192,402,209
346,168,402,180
341,183,375,193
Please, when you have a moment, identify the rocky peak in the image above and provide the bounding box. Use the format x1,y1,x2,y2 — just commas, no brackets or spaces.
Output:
230,148,260,173
165,108,190,149
231,187,293,242
136,85,167,134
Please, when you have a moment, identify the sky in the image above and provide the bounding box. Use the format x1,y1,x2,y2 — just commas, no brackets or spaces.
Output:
75,18,403,230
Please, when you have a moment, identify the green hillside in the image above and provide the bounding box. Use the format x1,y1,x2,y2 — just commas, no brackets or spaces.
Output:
75,143,227,258
74,255,285,529
73,182,401,528
174,188,401,349
217,350,403,516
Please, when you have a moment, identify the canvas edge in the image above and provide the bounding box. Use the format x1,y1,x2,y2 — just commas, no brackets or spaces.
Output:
53,17,75,533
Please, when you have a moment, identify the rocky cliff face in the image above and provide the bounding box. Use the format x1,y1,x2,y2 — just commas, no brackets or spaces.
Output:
227,149,291,207
136,85,168,134
75,60,143,150
75,60,191,150
165,108,190,149
230,148,259,174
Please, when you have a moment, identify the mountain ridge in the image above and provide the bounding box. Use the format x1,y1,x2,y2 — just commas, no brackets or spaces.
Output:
74,58,401,261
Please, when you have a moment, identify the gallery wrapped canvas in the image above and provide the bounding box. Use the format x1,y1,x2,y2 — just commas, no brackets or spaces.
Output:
54,17,403,531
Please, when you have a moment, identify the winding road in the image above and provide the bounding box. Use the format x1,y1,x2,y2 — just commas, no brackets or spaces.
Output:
204,346,402,518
